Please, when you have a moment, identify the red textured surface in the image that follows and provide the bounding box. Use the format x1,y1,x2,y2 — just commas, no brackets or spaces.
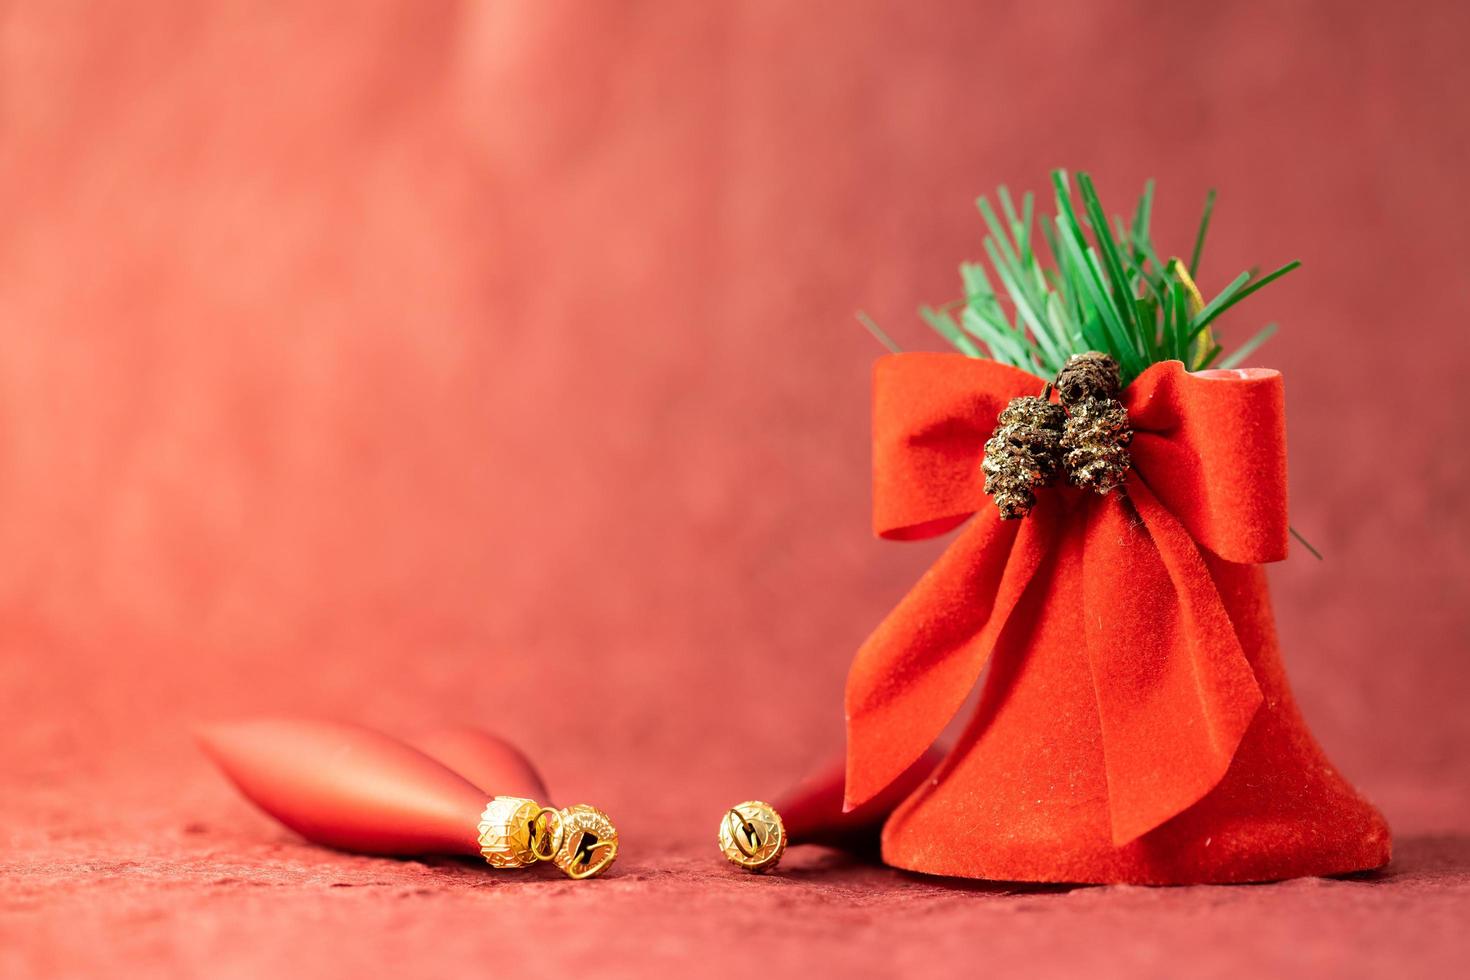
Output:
2,0,1468,976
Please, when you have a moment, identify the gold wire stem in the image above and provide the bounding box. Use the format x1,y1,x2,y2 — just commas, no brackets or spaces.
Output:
1166,258,1211,367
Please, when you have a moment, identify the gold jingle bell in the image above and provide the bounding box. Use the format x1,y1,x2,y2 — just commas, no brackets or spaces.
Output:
477,796,564,869
551,804,620,880
718,800,786,873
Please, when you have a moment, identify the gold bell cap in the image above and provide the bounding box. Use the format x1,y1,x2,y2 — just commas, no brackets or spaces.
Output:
477,796,547,869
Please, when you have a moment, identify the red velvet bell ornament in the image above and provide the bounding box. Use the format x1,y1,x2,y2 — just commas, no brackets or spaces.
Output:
844,355,1391,884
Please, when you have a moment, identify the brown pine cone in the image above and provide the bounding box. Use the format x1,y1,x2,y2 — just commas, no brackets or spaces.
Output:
1054,352,1121,407
1061,396,1133,494
982,395,1065,520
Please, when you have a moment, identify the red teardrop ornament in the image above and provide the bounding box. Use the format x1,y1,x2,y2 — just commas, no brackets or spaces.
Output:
407,725,550,803
199,718,487,857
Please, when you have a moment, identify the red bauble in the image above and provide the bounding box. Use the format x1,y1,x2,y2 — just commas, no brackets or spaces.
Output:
408,726,550,803
200,718,495,857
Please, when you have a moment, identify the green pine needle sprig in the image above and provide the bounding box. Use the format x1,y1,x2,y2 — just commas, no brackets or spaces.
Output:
869,170,1300,386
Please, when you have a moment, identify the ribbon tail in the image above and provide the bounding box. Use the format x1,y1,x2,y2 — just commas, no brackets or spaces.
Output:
844,498,1056,810
1082,477,1264,845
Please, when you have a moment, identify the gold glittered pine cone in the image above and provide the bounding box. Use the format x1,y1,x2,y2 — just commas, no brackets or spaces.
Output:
1055,352,1121,407
981,394,1065,520
1061,396,1133,494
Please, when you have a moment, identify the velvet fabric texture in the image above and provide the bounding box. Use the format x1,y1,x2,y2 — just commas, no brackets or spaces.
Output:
845,354,1390,884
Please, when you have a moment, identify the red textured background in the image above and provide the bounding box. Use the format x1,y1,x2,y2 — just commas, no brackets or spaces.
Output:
2,1,1467,976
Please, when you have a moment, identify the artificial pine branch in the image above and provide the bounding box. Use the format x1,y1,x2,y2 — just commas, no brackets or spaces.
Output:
865,170,1300,385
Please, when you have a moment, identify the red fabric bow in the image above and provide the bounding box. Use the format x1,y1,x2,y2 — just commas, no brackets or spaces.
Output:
844,354,1290,845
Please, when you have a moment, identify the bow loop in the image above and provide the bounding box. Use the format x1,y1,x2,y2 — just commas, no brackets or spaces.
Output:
872,354,1045,540
1123,361,1289,564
